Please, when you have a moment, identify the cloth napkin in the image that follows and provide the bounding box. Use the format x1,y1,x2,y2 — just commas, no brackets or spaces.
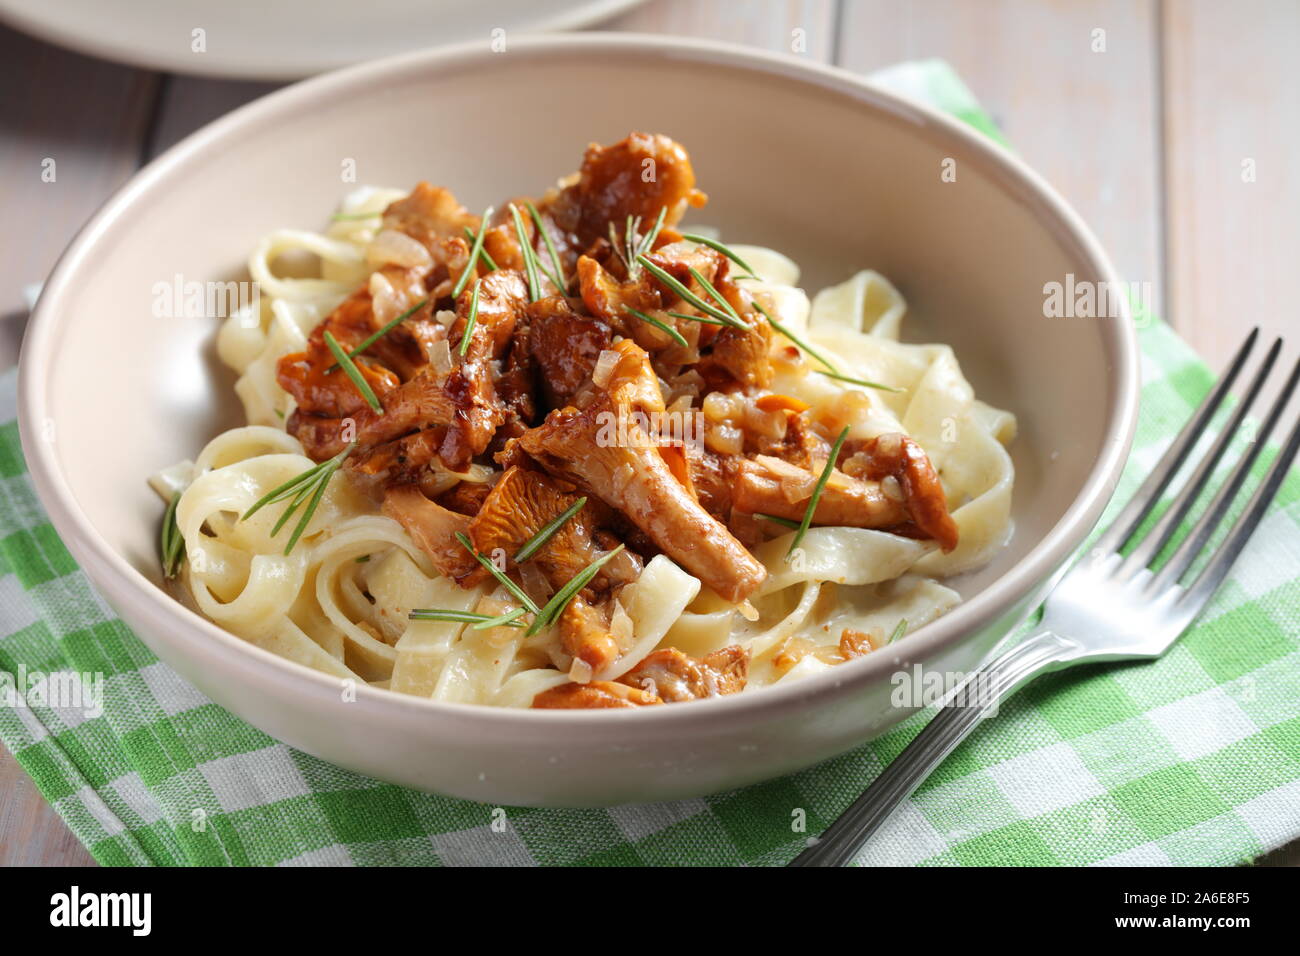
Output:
2,61,1297,868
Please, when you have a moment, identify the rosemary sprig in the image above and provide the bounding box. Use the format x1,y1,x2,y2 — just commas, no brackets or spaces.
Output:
160,491,184,578
269,479,318,538
635,254,740,327
681,233,758,279
453,205,494,299
323,330,383,412
514,496,588,563
458,281,481,358
508,203,545,303
461,227,499,271
887,618,909,644
787,425,850,558
755,512,801,530
623,306,688,347
525,200,566,292
408,608,525,628
814,368,902,393
526,545,625,637
687,265,742,323
241,443,356,555
242,459,331,520
471,606,529,630
281,446,353,554
611,217,638,276
324,298,429,373
454,531,541,614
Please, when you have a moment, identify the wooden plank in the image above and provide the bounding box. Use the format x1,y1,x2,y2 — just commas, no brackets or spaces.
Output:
0,24,160,368
838,0,1165,319
0,746,96,865
145,77,282,160
1162,0,1300,390
605,0,838,61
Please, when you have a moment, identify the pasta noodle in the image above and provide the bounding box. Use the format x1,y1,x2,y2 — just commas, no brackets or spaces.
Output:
154,183,1015,708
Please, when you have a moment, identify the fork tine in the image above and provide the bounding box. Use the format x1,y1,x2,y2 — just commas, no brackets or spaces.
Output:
1176,365,1300,611
1154,353,1300,589
1122,338,1282,573
1095,328,1259,555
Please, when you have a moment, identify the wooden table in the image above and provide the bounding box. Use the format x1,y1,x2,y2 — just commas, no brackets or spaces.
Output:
1,0,1296,867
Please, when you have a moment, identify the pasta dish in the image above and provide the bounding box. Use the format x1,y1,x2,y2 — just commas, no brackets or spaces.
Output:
151,133,1016,709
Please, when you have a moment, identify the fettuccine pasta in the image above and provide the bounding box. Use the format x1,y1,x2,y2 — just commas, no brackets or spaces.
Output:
152,134,1015,708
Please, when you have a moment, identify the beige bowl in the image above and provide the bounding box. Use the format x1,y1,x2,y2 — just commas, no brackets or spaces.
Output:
18,35,1138,806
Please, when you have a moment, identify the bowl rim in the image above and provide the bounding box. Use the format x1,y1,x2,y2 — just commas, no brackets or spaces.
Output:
18,32,1140,734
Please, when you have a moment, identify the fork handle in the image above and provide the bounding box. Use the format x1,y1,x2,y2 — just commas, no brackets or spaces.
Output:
788,629,1081,867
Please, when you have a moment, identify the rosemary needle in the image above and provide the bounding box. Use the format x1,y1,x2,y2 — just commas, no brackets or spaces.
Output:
455,532,540,614
751,300,834,371
241,443,355,555
635,255,738,326
453,205,494,299
160,491,184,578
514,496,588,563
666,310,728,327
458,281,481,358
755,512,801,530
787,426,850,558
814,368,902,393
687,265,742,323
508,203,544,303
636,206,668,258
681,233,758,278
408,609,526,628
323,330,383,413
462,227,499,271
525,200,566,292
526,545,625,637
887,618,909,644
471,607,529,630
324,298,429,373
623,306,688,348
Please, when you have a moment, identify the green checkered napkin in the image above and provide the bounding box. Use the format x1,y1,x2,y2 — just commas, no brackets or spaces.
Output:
2,61,1297,867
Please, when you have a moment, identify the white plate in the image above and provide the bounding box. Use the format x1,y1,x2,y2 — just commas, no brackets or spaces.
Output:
0,0,643,79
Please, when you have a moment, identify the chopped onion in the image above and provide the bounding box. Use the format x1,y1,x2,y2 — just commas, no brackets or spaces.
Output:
609,599,634,650
706,422,744,455
427,338,452,377
702,391,738,423
367,229,433,270
569,657,594,685
519,562,554,606
881,475,904,502
592,349,621,388
368,271,402,325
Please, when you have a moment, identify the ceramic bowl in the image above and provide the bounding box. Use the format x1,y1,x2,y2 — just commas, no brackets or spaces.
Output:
18,35,1138,806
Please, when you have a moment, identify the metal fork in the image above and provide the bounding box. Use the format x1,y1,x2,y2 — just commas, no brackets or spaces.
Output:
790,329,1300,867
